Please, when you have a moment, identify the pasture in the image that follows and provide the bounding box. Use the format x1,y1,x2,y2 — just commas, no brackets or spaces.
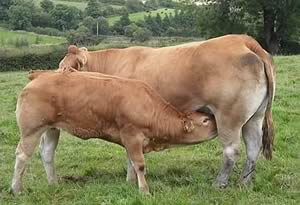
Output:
0,27,66,48
0,56,299,204
108,8,175,25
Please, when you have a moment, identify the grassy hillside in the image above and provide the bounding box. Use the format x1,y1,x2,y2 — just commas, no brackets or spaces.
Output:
0,55,299,204
34,0,88,10
108,8,175,25
0,27,66,47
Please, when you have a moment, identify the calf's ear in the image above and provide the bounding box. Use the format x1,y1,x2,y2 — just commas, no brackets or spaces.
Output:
183,120,195,133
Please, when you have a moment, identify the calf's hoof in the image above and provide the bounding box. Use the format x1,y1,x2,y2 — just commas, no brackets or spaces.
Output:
126,176,137,185
139,186,150,195
10,185,23,196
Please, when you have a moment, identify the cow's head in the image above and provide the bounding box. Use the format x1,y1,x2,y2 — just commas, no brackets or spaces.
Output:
59,45,88,71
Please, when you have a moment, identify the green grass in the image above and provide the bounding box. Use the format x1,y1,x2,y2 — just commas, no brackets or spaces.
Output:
108,8,175,25
0,28,66,48
0,56,299,204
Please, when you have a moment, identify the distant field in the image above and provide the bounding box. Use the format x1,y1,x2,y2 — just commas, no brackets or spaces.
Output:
0,28,66,47
34,0,123,10
108,8,175,25
34,0,88,10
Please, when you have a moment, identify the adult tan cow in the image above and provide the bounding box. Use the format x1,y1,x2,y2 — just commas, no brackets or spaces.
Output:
11,70,217,194
57,34,275,187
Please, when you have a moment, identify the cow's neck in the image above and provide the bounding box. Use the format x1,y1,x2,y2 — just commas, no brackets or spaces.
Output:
85,49,123,74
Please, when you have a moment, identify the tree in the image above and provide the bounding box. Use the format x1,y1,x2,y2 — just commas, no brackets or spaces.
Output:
85,0,100,18
93,16,110,35
185,0,300,54
126,0,145,12
132,27,152,42
112,12,131,34
124,23,139,37
51,4,82,31
40,0,54,13
0,0,13,21
8,0,37,30
32,12,54,28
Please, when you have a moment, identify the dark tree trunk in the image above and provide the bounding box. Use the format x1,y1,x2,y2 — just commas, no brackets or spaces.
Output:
263,8,279,55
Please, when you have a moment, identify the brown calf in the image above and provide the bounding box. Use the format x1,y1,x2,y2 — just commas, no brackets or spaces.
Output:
11,71,217,194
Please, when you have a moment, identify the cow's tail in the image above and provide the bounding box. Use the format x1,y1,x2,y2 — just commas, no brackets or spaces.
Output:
244,35,275,160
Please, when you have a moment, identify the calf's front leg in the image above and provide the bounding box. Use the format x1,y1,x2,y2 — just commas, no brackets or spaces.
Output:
126,153,137,184
121,128,149,194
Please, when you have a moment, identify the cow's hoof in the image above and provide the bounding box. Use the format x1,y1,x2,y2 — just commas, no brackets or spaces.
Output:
213,181,228,189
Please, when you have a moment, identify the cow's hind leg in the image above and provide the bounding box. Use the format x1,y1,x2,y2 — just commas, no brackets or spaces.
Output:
214,114,243,188
40,128,60,185
240,101,267,184
11,128,46,194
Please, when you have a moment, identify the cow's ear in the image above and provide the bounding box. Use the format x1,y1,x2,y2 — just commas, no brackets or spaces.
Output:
183,120,194,133
68,45,78,54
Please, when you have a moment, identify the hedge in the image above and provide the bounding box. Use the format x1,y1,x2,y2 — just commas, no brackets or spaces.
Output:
0,48,66,71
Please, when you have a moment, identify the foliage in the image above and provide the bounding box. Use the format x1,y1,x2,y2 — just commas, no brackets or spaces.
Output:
50,4,82,31
112,12,131,34
32,12,55,28
85,0,100,18
40,0,54,13
27,27,64,37
132,27,152,42
0,47,65,71
8,0,38,30
126,0,145,13
182,0,300,54
0,0,13,21
93,17,110,35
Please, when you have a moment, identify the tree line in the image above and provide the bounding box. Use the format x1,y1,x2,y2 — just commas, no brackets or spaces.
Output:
0,0,299,54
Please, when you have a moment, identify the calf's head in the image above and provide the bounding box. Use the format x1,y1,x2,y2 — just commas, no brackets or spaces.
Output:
182,112,217,142
59,45,88,71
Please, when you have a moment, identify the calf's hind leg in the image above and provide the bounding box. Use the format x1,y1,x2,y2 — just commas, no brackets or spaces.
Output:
40,128,60,185
11,128,46,194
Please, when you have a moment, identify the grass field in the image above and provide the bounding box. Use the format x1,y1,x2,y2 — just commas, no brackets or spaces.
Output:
108,8,175,25
0,28,66,48
0,56,299,204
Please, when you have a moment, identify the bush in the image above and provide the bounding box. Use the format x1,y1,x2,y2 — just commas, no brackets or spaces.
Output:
132,27,152,42
279,40,300,55
27,27,64,37
0,47,66,71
